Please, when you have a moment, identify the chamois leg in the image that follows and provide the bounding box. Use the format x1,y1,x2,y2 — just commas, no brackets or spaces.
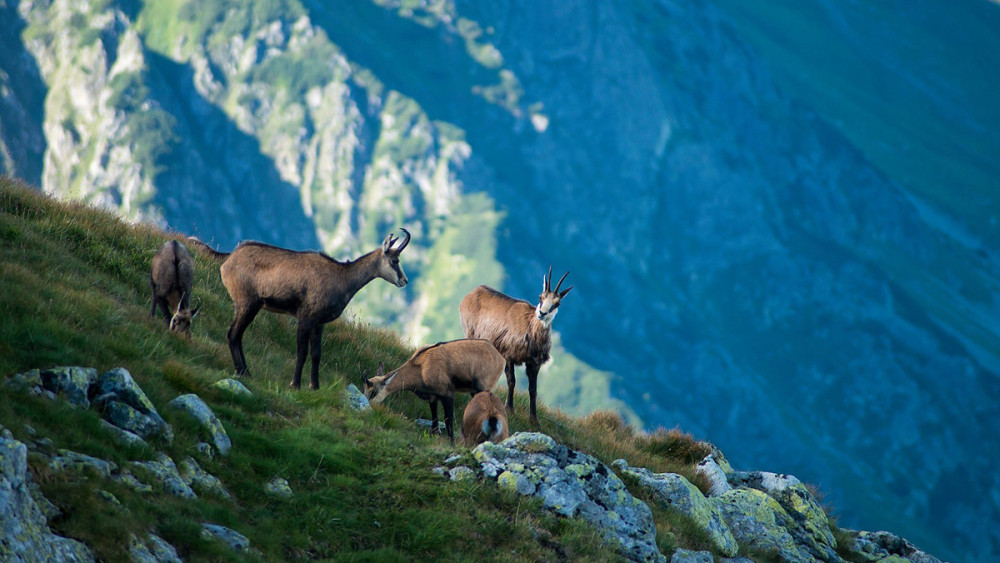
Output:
526,362,540,427
428,397,440,434
227,302,260,376
504,361,516,413
442,395,455,443
308,324,323,390
149,287,158,318
291,320,313,389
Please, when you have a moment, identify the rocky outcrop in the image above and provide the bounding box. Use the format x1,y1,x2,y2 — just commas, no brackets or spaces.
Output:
166,394,231,456
200,523,260,557
474,432,664,562
0,429,95,562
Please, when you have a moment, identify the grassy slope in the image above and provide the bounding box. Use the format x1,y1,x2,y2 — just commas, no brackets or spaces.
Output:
0,176,719,561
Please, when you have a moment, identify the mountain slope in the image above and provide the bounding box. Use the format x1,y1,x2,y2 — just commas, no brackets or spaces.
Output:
1,1,998,560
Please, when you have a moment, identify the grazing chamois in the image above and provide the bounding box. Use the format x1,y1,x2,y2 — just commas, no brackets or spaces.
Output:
459,267,572,426
363,339,505,442
461,391,508,446
149,240,200,338
220,229,411,389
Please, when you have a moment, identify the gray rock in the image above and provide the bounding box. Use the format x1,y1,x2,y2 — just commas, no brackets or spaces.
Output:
167,394,231,456
474,432,664,562
99,419,148,448
49,449,118,478
102,401,163,441
112,471,153,494
0,436,96,562
670,549,713,563
97,490,121,506
344,383,370,411
265,476,293,498
4,368,42,393
716,488,813,563
94,368,172,442
613,459,738,557
729,470,801,493
449,466,475,482
696,452,733,497
178,457,232,499
130,454,196,499
194,442,215,460
431,466,447,477
214,378,252,396
415,418,447,432
39,366,97,409
129,532,182,563
444,454,462,465
201,523,259,556
28,481,61,520
852,530,943,563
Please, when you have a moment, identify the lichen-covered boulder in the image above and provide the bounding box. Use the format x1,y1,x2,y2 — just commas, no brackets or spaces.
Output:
98,420,147,448
1,435,96,562
130,454,196,499
730,471,837,560
128,532,182,563
716,488,814,563
449,466,476,482
613,459,738,557
475,432,664,562
201,523,260,556
93,368,172,442
266,477,293,498
102,401,164,441
344,383,370,411
39,366,97,409
670,548,713,563
178,457,232,499
166,394,231,456
696,452,733,497
48,450,118,478
851,530,942,563
3,369,42,394
213,378,252,396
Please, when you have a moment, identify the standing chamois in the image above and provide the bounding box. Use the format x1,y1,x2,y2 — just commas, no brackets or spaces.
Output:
461,391,508,446
459,267,572,426
363,339,505,442
220,229,410,389
149,240,200,338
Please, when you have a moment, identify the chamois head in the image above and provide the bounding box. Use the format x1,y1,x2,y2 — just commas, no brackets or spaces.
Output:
535,266,573,327
168,294,201,337
363,362,393,404
378,228,411,288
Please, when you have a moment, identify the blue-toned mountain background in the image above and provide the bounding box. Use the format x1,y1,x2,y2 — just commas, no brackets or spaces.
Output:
2,1,998,560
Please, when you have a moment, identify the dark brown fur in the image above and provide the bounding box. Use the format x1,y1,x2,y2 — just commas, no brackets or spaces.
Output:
219,230,410,389
149,240,198,337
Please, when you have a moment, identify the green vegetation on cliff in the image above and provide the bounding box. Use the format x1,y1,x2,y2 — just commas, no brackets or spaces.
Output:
0,177,713,560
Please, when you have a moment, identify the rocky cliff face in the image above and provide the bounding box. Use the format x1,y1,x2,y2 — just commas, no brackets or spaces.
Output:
1,1,997,560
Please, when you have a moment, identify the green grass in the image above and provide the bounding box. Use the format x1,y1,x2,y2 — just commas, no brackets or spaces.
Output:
0,176,720,560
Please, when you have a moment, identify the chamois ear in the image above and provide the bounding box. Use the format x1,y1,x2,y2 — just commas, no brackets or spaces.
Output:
376,362,384,378
191,296,202,318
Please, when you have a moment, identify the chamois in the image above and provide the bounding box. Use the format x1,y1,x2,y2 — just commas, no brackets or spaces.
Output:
461,391,508,446
363,339,505,442
220,229,411,389
459,267,572,426
149,240,200,338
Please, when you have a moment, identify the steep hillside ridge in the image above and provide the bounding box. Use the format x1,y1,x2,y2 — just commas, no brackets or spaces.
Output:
1,1,997,560
0,177,942,562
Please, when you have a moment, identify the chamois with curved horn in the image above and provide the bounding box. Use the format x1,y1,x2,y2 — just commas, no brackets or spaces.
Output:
220,228,411,389
363,339,505,442
149,240,201,338
459,266,572,426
